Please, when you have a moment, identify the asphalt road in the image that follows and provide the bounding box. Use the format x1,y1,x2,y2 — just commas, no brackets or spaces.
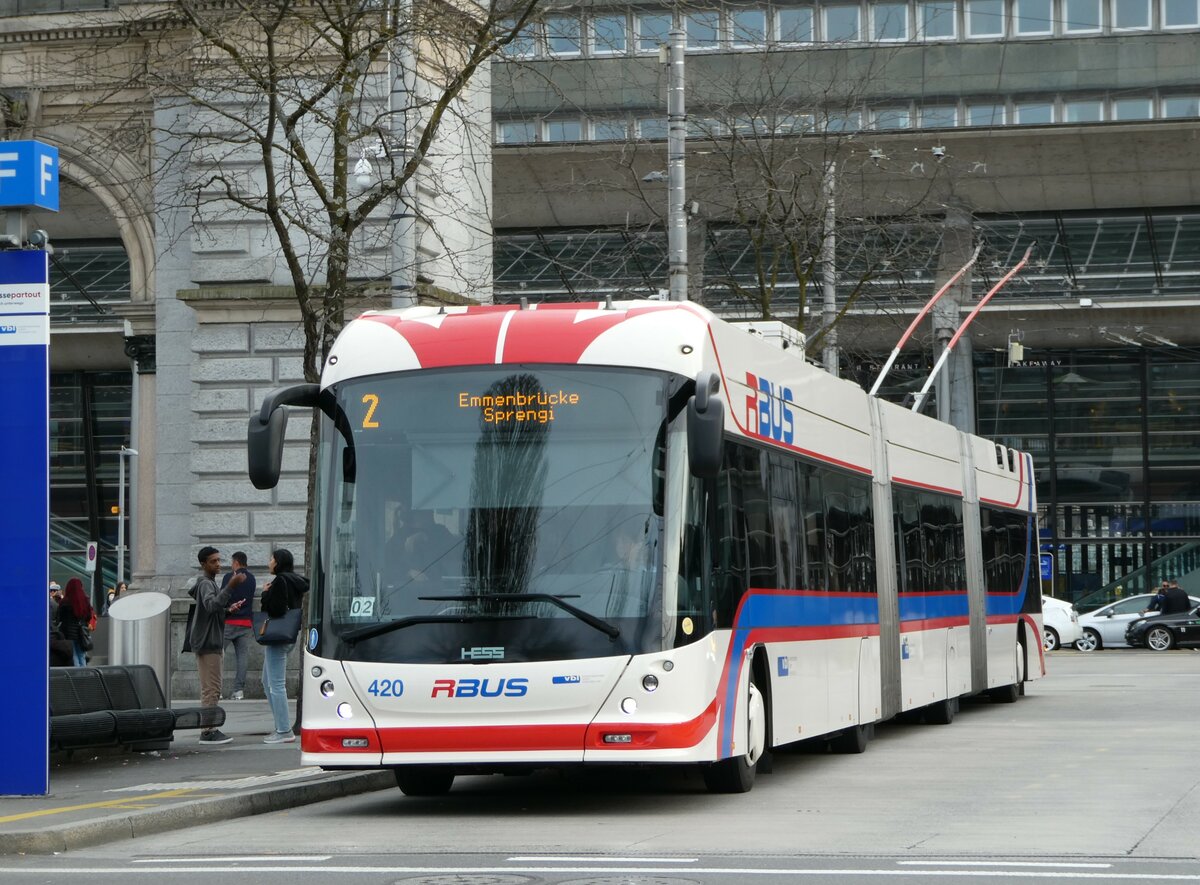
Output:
4,651,1200,884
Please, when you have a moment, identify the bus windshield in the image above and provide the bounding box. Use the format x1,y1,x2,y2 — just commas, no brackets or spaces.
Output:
312,365,671,663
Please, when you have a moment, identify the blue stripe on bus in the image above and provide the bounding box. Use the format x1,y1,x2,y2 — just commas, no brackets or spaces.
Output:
718,591,880,758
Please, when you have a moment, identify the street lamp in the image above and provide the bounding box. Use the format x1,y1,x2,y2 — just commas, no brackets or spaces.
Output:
117,446,138,587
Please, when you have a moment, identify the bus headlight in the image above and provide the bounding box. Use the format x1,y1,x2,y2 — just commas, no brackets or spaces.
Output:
642,674,659,692
336,702,354,719
320,680,336,697
620,697,637,714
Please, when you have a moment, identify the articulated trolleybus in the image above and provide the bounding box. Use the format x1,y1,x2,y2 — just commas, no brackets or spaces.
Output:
248,300,1042,795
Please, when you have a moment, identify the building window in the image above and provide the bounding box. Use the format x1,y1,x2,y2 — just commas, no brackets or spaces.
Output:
502,19,538,58
1162,0,1200,26
1162,95,1200,117
731,8,768,45
777,6,815,42
919,104,958,127
688,117,724,137
1064,99,1104,121
1014,0,1054,33
825,110,863,130
590,14,628,53
546,16,582,55
873,2,910,40
1064,0,1103,30
544,119,583,141
1014,101,1053,123
637,12,673,51
1112,0,1152,28
591,119,629,140
824,4,862,40
1113,97,1153,119
687,11,722,47
638,118,669,139
919,0,958,37
967,0,1006,35
497,120,537,143
873,107,912,128
775,112,817,133
966,102,1006,125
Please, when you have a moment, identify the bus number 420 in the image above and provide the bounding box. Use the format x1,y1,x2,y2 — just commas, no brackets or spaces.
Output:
367,679,404,697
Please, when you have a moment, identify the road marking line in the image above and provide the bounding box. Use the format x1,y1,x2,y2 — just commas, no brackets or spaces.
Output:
0,789,196,824
507,857,697,863
2,867,1198,879
131,857,332,864
899,862,1114,869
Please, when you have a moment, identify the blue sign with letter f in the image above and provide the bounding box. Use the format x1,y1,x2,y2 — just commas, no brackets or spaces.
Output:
0,140,59,211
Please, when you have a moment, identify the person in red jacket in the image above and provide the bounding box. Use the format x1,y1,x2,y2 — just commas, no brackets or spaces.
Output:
57,578,94,667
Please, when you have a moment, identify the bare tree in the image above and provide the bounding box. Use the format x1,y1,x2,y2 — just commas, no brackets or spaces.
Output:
102,0,545,381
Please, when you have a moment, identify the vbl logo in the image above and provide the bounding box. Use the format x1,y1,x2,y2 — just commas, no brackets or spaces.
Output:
746,372,795,444
431,677,529,698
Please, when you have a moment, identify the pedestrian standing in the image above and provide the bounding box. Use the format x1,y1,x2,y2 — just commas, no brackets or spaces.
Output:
56,578,93,667
189,546,246,745
260,548,308,744
220,552,256,700
107,581,127,612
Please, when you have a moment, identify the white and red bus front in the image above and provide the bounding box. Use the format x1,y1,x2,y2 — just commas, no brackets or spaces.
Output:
298,304,740,770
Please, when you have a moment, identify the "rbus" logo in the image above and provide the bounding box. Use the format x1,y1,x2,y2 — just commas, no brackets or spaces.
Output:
430,678,529,698
746,372,795,444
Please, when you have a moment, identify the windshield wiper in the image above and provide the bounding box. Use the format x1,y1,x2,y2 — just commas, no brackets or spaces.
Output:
341,612,531,645
420,593,621,639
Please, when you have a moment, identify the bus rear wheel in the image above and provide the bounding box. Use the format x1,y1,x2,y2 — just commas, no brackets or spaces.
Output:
703,675,766,794
394,766,455,796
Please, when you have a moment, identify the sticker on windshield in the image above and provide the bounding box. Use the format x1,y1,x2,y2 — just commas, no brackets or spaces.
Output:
348,597,375,617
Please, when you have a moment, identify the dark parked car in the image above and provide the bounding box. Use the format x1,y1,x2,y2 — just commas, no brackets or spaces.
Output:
1125,606,1200,651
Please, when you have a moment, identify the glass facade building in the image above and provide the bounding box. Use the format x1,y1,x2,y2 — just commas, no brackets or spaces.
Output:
977,350,1200,605
47,242,132,609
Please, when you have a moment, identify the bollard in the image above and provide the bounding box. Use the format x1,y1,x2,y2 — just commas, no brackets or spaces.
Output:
108,592,173,705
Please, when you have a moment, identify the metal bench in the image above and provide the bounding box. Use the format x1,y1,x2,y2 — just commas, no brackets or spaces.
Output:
48,665,225,753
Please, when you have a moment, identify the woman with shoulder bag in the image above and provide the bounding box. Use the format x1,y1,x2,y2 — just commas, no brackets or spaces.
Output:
259,548,309,744
58,577,95,667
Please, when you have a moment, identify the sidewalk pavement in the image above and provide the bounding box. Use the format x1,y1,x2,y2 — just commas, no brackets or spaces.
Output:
0,699,394,856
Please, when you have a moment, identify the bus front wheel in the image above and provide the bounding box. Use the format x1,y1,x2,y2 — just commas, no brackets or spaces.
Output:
703,674,766,794
394,766,455,797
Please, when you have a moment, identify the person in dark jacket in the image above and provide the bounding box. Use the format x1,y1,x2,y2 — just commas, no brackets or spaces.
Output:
1163,579,1191,615
220,552,256,700
260,548,309,744
57,578,94,667
189,546,246,745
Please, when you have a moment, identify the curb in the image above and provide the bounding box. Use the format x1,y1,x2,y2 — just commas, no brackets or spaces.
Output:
0,770,395,856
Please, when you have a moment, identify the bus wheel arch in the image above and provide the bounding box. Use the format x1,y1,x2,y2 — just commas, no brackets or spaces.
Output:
703,648,769,793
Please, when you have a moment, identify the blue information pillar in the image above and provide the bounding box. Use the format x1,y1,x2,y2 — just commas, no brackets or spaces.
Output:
0,138,57,797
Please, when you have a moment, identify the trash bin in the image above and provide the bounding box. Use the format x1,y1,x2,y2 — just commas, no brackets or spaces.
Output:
108,592,173,704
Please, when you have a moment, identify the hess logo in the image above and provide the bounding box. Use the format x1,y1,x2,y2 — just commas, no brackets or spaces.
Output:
431,677,529,698
745,372,795,444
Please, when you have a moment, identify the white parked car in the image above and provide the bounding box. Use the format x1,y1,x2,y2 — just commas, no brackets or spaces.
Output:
1042,595,1082,651
1075,593,1200,651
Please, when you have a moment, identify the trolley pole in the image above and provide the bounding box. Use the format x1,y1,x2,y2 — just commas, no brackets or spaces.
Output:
666,25,687,301
820,161,838,376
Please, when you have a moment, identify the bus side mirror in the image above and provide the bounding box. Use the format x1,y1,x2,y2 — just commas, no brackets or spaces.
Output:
248,383,320,489
687,370,724,479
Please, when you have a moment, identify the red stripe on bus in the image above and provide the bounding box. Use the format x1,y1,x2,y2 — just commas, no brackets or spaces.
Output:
300,729,382,755
980,451,1028,510
377,723,587,753
892,476,963,497
899,616,970,631
986,614,1022,624
585,698,719,750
